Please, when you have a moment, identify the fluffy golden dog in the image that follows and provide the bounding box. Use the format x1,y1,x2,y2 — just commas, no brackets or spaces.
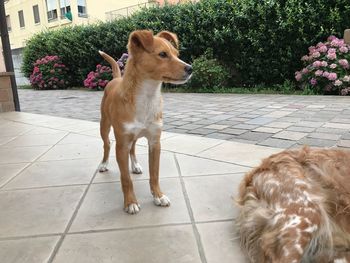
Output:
236,147,350,263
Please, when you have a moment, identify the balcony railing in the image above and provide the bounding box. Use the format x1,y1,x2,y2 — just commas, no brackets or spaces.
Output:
105,1,159,21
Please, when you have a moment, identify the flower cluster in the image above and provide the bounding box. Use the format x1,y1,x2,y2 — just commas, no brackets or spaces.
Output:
295,36,350,95
83,53,129,90
30,55,69,90
83,64,112,89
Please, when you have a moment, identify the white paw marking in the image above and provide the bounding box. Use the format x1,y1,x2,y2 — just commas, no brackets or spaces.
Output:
98,162,108,172
131,162,143,174
153,195,171,207
124,203,140,214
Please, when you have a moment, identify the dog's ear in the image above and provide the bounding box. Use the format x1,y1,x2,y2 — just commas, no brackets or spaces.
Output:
128,30,154,54
157,31,179,49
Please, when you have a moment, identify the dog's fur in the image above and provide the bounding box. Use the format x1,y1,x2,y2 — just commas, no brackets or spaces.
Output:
98,30,191,214
236,147,350,262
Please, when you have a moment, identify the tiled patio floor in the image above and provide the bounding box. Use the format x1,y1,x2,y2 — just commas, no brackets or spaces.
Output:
0,112,282,263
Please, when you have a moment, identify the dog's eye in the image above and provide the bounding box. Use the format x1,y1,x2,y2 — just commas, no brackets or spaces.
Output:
159,52,168,58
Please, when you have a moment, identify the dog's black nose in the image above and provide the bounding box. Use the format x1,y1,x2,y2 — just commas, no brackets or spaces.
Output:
185,65,193,75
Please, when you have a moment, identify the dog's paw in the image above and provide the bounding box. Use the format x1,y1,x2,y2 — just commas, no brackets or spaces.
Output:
154,195,171,207
124,203,140,214
131,163,143,174
98,162,108,172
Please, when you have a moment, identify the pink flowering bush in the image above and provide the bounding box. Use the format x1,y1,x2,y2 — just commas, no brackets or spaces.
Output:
295,36,350,95
84,53,128,90
29,55,69,90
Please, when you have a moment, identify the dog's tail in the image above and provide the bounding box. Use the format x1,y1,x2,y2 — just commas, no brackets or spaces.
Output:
98,51,121,79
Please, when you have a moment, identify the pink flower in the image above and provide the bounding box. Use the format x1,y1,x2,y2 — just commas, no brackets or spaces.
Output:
50,69,55,74
343,75,350,82
328,72,337,81
328,48,336,54
319,45,327,53
331,39,343,47
334,80,343,86
329,63,337,69
327,35,337,42
308,46,316,54
339,59,349,69
312,61,322,68
312,51,320,58
315,70,323,76
301,55,309,61
310,78,317,86
295,71,302,81
321,61,328,67
302,68,309,74
341,88,349,96
327,52,336,60
339,46,349,53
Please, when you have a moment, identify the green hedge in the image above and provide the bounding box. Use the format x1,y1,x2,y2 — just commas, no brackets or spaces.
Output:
22,0,350,87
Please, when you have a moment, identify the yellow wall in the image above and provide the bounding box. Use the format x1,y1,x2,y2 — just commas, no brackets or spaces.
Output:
5,0,153,49
0,43,5,72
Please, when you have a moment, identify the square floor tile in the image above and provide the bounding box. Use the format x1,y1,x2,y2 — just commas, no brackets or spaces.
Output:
57,133,101,145
0,136,16,146
197,221,248,263
272,131,307,140
55,225,201,263
0,146,50,164
0,236,59,263
93,152,179,183
176,154,250,176
0,163,29,188
40,142,147,161
57,121,99,133
0,122,34,137
3,159,99,190
161,134,222,155
0,186,85,238
3,133,68,147
184,174,244,222
70,178,190,232
39,142,109,161
197,141,280,167
24,127,68,135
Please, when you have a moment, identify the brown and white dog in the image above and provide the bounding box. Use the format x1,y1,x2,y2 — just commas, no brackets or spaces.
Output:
98,30,192,214
236,147,350,262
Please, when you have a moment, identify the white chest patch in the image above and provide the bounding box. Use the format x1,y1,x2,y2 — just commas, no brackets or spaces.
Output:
124,80,163,137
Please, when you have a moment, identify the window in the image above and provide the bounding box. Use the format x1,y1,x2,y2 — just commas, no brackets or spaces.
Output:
77,0,87,17
60,0,71,19
46,0,58,21
18,10,25,28
6,15,11,31
33,5,40,24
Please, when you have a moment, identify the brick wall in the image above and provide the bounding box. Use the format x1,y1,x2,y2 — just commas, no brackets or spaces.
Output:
0,73,15,112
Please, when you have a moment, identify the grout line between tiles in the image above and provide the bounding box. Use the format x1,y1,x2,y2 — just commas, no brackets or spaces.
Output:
194,140,226,155
0,233,62,241
174,154,208,263
0,219,237,242
47,165,101,263
0,183,90,192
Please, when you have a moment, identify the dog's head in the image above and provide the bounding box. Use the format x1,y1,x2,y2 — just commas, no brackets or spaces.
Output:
127,30,192,84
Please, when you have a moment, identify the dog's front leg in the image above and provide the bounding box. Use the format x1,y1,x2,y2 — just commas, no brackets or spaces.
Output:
116,139,140,214
148,133,171,207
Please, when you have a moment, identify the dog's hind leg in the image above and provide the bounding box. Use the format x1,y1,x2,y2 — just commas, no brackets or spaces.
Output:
99,115,111,172
130,140,143,174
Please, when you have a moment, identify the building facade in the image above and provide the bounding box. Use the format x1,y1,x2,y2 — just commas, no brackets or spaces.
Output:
2,0,194,84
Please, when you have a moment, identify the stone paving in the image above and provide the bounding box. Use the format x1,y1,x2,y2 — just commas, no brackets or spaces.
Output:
0,111,283,263
18,89,350,149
